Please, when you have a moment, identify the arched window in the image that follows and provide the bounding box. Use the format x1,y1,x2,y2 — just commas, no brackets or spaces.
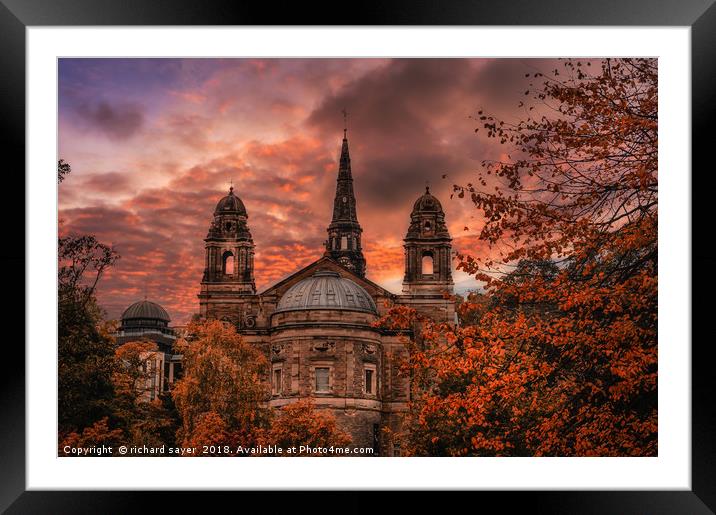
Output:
421,253,434,275
222,251,234,275
341,236,348,250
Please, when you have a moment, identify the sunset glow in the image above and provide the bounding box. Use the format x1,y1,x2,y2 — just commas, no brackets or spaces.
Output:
59,58,555,323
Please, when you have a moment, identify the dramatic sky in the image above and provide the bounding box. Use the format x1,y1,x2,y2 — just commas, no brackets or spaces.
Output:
58,58,554,324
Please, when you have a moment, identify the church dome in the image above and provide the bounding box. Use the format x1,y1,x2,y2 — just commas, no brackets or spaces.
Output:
412,186,443,214
121,300,171,322
215,186,247,216
275,270,377,314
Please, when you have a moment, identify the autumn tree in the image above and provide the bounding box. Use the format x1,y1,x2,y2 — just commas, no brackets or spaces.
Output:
59,417,124,456
57,159,129,444
58,232,120,434
113,341,159,397
258,400,352,456
58,160,179,451
172,319,270,451
383,58,657,456
111,340,180,448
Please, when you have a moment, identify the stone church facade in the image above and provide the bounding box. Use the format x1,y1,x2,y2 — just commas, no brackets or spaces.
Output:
197,130,457,455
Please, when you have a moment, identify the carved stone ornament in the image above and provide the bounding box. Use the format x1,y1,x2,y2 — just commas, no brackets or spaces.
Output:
313,341,335,352
362,343,377,355
244,315,257,328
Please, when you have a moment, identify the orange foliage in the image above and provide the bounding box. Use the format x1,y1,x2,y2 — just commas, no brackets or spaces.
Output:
381,59,657,456
113,340,158,398
59,417,124,455
258,400,352,456
180,411,233,452
172,319,270,449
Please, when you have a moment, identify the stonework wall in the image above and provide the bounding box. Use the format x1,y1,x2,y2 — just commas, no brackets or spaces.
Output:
265,309,389,451
198,257,458,455
395,294,456,325
333,409,382,451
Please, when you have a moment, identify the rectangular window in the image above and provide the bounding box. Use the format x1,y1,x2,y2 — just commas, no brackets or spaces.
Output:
315,367,330,392
163,361,171,391
148,358,157,400
272,367,282,395
364,365,377,395
173,363,183,381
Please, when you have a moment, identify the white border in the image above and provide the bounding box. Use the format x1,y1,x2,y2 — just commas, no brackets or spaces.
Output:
28,27,690,490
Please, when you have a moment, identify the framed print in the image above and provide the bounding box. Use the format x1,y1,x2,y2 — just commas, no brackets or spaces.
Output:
3,0,715,512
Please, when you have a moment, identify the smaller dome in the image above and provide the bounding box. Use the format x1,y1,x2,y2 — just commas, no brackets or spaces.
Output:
412,186,443,213
122,300,171,322
215,186,247,216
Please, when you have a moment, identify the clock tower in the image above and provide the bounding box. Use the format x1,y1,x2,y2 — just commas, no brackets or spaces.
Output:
324,127,366,277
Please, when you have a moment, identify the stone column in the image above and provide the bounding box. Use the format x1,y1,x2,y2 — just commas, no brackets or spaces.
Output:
404,248,408,281
445,246,450,280
209,247,215,278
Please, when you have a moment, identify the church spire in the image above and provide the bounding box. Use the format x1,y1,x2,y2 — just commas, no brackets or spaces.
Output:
338,108,352,183
338,130,352,182
325,123,366,277
331,130,358,223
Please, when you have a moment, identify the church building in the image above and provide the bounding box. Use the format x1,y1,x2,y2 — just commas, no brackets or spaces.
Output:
197,128,457,455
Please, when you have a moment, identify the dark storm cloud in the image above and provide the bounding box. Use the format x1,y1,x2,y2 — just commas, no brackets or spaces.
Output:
307,59,480,140
358,152,464,209
306,58,490,215
76,100,145,140
471,58,556,110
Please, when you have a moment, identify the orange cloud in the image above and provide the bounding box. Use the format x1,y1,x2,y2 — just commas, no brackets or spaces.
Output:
59,57,563,323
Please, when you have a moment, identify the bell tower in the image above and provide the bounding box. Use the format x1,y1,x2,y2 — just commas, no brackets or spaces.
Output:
324,127,366,277
402,186,453,295
199,186,256,320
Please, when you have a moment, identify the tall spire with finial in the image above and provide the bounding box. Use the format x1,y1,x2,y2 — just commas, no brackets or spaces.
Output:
338,108,352,181
325,111,366,277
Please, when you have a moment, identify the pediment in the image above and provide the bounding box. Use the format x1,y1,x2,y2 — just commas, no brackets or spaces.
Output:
259,255,396,301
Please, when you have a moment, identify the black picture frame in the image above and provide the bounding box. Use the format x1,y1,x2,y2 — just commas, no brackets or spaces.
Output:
2,1,714,512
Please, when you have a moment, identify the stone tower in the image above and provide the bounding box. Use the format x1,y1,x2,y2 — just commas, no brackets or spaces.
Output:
324,129,366,277
402,186,454,295
198,186,256,322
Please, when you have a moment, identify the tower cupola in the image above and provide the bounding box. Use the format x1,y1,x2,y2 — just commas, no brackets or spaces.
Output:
201,186,256,292
402,186,453,294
